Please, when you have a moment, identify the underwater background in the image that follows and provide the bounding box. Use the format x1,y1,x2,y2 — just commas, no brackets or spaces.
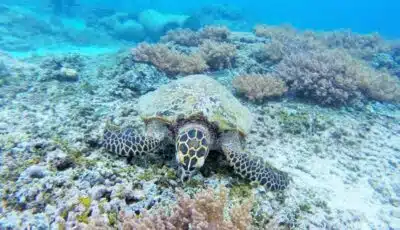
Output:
0,0,400,229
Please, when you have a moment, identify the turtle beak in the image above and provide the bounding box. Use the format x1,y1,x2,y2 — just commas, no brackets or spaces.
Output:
177,165,196,182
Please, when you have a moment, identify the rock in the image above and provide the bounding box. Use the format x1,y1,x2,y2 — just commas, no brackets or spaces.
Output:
47,149,75,171
116,66,170,96
60,67,79,81
25,165,48,179
391,210,400,218
91,185,109,200
124,189,145,204
138,9,189,37
114,20,145,41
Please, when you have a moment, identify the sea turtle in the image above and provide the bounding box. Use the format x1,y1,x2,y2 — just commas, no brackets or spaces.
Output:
103,74,289,191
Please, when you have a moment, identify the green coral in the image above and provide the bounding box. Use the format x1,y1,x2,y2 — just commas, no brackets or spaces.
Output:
80,80,98,95
107,212,118,226
76,213,89,224
79,196,92,209
52,136,96,168
299,203,313,213
137,164,177,182
277,110,328,135
76,196,92,223
185,178,203,188
137,168,156,181
229,183,253,199
60,208,69,220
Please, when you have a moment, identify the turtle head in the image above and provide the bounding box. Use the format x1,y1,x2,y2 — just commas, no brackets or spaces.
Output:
175,123,211,182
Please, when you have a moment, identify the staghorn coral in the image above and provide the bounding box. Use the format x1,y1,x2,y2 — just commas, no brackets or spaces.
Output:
233,74,288,101
355,69,400,102
252,39,285,64
200,40,237,70
160,25,231,47
253,24,296,41
132,43,208,76
276,48,400,105
199,25,231,42
276,49,362,106
160,28,201,46
122,187,253,230
253,24,324,59
319,30,390,60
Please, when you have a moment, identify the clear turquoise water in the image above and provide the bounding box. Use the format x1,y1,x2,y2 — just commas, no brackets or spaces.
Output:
3,0,398,37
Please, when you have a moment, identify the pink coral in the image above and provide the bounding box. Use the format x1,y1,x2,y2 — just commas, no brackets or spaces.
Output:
122,187,253,230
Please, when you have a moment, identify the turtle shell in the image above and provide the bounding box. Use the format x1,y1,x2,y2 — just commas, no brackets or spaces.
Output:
138,75,253,136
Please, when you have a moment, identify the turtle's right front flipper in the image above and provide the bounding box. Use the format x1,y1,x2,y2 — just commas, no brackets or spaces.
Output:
221,132,290,191
103,128,162,157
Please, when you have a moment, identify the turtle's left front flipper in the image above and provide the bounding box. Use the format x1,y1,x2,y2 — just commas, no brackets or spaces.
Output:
221,132,290,191
103,128,161,157
103,120,167,158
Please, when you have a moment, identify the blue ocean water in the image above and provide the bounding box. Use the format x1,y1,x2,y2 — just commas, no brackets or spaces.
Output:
1,0,399,56
3,0,400,35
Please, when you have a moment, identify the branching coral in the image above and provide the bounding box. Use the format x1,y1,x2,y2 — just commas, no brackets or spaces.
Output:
252,39,285,64
253,24,297,43
233,74,288,101
160,28,201,46
199,25,231,42
355,68,400,102
276,48,400,105
132,42,208,76
122,187,253,230
200,40,237,70
319,30,390,60
253,24,323,60
161,25,231,47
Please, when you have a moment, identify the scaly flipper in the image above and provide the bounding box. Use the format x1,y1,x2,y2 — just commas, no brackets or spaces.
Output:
221,132,289,191
103,120,167,157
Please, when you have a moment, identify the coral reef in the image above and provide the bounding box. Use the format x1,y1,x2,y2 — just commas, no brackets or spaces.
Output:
276,48,400,105
122,187,253,230
132,43,208,76
200,40,237,70
161,28,201,46
254,24,297,41
232,74,288,101
319,30,390,60
39,53,84,81
0,16,400,230
160,25,231,47
199,25,231,42
251,40,285,65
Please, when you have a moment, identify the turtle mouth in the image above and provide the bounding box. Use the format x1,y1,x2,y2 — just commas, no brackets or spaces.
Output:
177,165,196,182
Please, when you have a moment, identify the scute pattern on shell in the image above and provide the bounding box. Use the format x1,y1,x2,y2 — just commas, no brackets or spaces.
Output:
138,75,253,136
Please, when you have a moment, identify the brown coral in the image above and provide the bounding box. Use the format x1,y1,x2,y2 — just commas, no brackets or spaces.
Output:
319,29,390,60
233,74,288,101
132,42,208,76
253,24,324,60
276,48,400,105
253,24,296,41
160,28,201,46
252,39,285,64
199,25,231,42
200,40,237,70
122,187,253,230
